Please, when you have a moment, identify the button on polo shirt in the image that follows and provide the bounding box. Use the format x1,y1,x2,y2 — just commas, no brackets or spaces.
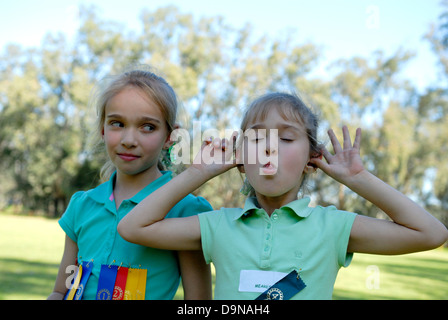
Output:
198,197,356,300
59,171,212,300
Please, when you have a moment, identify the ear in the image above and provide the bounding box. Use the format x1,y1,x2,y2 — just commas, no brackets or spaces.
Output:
304,152,323,173
163,124,180,150
304,163,318,174
235,145,245,174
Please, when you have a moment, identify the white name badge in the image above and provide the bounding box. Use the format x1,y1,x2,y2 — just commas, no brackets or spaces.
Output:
239,270,288,293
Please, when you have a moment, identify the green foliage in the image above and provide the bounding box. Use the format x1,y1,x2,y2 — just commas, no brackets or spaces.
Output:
0,4,447,226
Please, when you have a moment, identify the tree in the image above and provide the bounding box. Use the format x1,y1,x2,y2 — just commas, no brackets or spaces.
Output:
0,3,446,228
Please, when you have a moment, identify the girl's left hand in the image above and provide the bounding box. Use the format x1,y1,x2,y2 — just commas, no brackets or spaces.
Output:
310,126,365,185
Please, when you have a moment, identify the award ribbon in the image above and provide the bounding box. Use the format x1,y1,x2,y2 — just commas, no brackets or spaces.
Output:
124,268,147,300
74,260,93,300
64,265,82,300
96,264,118,300
112,266,129,300
136,268,147,300
255,270,306,300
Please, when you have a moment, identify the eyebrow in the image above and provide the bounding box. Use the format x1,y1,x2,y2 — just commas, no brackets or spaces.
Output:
248,123,302,132
106,114,162,124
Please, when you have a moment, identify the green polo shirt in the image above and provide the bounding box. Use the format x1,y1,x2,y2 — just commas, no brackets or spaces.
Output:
198,197,356,300
59,171,212,300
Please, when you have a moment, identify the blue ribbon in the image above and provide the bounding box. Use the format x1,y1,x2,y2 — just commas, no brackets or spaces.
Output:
96,264,118,300
255,270,306,300
74,261,93,300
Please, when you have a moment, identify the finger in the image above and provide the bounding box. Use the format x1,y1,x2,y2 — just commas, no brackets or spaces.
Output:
309,157,325,169
328,129,342,154
309,153,330,172
221,138,227,151
230,131,239,150
199,142,215,164
321,146,332,160
225,141,236,164
342,126,352,150
213,137,222,149
203,136,213,146
353,128,362,150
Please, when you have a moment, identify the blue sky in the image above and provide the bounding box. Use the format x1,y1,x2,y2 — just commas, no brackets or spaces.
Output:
0,0,444,90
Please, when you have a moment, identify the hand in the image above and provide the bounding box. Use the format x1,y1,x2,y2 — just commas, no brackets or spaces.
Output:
191,131,240,179
310,126,365,185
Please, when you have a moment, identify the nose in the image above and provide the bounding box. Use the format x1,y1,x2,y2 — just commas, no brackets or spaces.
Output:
265,132,278,156
121,128,137,148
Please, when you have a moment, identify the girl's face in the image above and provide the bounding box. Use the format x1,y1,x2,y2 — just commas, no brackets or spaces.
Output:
242,107,314,202
102,86,170,180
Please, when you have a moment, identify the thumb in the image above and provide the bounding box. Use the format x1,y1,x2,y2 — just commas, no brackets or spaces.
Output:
308,155,329,173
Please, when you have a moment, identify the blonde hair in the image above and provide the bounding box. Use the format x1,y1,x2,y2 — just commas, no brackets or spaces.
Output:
88,66,178,182
239,92,323,196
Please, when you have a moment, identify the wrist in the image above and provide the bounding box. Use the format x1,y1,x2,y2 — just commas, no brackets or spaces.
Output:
342,169,373,190
47,292,65,300
183,165,216,187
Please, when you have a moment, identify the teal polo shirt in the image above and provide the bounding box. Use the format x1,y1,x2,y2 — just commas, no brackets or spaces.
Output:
59,171,212,300
198,197,356,300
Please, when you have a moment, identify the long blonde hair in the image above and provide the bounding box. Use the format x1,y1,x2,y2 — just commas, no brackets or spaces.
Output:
88,66,178,182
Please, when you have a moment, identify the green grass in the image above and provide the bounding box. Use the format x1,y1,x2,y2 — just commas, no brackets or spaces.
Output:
334,250,448,299
0,214,447,300
0,214,65,300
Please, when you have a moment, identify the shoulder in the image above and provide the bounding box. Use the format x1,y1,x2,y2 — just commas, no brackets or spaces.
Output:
63,191,90,215
307,205,357,267
168,194,213,218
198,207,242,228
305,204,357,243
59,191,89,242
61,182,109,219
310,204,357,222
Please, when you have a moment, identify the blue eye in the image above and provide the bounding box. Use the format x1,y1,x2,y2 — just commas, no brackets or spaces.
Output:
142,124,155,132
110,121,123,128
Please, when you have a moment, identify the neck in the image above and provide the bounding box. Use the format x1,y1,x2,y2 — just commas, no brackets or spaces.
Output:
254,190,299,216
114,167,163,208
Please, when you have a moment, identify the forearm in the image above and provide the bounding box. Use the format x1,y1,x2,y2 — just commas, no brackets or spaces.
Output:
317,127,448,254
346,170,448,245
118,166,210,236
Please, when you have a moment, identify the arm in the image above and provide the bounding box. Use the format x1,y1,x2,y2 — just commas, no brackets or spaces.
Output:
118,136,238,250
178,251,212,300
310,126,448,255
47,235,78,299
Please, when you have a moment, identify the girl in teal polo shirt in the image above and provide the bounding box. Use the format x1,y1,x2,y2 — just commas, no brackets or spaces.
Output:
48,66,213,300
118,92,448,299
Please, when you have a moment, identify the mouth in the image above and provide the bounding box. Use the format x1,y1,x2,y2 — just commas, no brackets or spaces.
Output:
117,153,140,162
260,161,277,175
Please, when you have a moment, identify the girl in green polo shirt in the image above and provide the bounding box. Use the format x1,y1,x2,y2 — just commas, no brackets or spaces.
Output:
48,66,213,300
118,92,448,299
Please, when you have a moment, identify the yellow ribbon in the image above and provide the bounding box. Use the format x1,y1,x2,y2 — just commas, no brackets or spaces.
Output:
65,265,83,300
124,268,147,300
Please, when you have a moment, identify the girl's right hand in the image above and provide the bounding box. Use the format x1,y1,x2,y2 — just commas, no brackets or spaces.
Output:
191,131,240,179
